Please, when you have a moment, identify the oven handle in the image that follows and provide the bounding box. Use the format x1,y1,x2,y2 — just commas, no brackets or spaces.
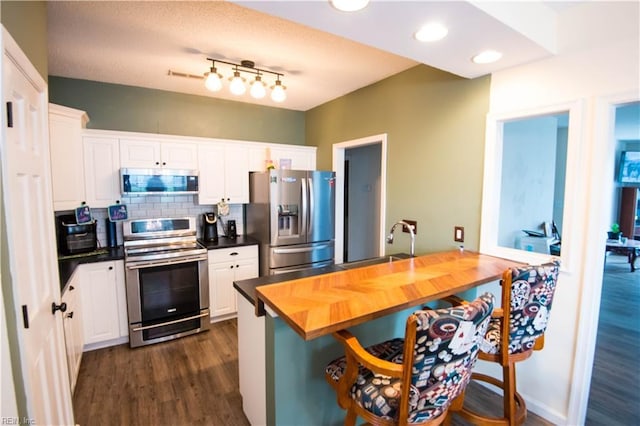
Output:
131,312,209,332
125,254,208,269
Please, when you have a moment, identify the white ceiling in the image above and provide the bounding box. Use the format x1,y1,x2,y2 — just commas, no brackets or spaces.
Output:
47,1,580,112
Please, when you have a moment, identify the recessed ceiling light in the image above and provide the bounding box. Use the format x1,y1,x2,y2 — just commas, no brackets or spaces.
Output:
414,22,448,42
472,50,503,64
330,0,370,12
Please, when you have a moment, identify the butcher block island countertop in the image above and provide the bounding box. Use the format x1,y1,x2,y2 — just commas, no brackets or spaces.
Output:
256,250,523,340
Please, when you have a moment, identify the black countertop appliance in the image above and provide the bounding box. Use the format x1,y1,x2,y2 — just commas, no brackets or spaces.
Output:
201,212,218,242
227,219,237,239
56,214,97,255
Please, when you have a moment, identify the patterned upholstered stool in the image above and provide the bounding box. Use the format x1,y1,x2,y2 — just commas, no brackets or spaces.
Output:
325,292,496,426
447,261,560,426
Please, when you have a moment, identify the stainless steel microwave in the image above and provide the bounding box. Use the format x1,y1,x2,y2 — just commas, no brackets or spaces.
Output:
121,168,199,195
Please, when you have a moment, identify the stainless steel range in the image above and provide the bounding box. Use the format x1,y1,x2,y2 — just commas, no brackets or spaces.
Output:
123,217,209,348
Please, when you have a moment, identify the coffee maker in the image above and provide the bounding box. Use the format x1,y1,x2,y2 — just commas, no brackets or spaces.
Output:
201,212,218,242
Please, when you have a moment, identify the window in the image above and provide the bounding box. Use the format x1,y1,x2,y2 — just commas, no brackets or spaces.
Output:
480,102,582,268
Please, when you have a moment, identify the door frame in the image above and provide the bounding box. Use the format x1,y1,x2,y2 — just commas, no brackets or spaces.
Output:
569,91,639,425
332,134,387,264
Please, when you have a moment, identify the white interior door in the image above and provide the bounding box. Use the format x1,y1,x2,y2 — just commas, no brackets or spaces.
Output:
1,27,73,424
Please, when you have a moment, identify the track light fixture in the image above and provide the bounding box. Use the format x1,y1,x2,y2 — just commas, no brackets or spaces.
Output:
204,58,286,102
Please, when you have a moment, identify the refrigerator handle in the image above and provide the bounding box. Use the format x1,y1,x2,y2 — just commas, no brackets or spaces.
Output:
307,176,314,238
301,175,308,238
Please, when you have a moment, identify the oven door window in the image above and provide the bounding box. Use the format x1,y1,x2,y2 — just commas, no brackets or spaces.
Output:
138,261,200,323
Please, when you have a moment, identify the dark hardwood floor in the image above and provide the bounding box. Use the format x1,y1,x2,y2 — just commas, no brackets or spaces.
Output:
73,320,250,426
585,254,640,425
73,257,636,425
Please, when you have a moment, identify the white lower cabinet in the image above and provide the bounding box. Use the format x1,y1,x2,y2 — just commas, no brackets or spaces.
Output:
61,272,84,393
208,245,258,320
80,260,128,349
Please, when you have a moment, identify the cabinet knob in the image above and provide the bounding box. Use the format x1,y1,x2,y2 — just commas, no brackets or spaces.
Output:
69,285,75,291
230,252,239,256
155,161,160,165
52,302,67,315
230,265,234,269
226,197,230,201
162,162,166,166
66,311,74,319
109,266,113,270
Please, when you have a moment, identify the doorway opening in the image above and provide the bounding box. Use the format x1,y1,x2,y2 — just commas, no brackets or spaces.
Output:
585,100,640,424
333,134,387,264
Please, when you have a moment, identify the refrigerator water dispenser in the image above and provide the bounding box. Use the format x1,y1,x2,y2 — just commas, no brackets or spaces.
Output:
278,204,299,236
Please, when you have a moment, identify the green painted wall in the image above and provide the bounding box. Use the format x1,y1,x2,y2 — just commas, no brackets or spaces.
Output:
0,1,47,80
49,77,305,144
266,307,413,425
306,65,491,254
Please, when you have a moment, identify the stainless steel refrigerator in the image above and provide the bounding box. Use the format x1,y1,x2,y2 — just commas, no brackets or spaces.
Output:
246,169,335,275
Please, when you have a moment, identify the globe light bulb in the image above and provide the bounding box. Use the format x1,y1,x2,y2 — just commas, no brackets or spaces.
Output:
204,67,222,92
250,75,266,99
229,71,246,95
271,80,286,102
330,0,370,12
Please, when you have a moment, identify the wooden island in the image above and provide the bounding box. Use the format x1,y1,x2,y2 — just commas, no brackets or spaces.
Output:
235,250,522,426
256,250,520,340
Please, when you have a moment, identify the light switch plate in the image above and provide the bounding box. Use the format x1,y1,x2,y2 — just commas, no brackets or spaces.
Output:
454,226,464,242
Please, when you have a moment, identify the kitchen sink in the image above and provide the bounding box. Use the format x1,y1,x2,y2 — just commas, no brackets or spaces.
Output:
339,253,412,270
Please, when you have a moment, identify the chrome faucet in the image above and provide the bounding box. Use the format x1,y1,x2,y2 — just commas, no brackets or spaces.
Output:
387,220,416,257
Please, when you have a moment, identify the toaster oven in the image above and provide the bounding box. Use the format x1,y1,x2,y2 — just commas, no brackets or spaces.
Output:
57,214,97,255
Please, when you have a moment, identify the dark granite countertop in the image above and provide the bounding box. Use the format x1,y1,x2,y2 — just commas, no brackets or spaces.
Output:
57,237,258,295
198,235,259,250
58,246,125,294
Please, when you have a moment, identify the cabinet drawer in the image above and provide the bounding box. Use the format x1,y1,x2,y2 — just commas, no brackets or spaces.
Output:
209,245,258,263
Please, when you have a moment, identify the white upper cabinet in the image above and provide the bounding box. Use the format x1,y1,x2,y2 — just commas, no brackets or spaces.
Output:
224,144,250,202
161,142,199,169
50,125,316,210
49,104,89,211
248,144,316,171
120,138,198,169
198,142,249,205
272,146,316,171
83,134,121,208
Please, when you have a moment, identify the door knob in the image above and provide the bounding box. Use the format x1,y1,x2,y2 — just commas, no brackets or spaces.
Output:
51,302,67,315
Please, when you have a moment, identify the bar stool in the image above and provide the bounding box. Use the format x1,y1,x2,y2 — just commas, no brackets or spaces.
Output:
325,292,496,426
448,261,560,426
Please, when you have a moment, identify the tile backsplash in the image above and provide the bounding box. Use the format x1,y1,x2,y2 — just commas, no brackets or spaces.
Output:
55,195,244,249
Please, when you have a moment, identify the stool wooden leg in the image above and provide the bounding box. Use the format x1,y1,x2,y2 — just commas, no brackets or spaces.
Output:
345,408,357,426
503,364,517,426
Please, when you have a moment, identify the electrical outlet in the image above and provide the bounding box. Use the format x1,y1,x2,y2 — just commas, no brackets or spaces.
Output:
454,226,464,242
402,220,417,234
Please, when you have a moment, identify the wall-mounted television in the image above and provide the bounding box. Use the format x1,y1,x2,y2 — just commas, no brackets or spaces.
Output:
619,151,640,185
